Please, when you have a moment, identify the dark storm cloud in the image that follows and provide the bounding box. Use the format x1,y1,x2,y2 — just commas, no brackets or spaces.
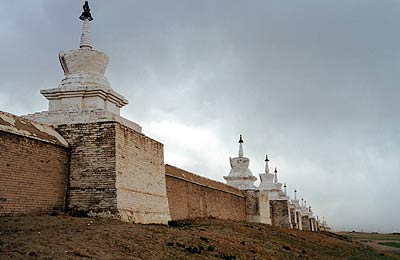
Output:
0,0,399,232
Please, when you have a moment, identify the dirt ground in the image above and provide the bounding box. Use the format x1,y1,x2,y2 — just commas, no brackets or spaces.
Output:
1,215,399,260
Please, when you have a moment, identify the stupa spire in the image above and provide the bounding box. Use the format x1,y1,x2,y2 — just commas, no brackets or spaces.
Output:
294,189,297,200
284,183,287,196
79,1,93,49
264,154,270,173
274,167,278,183
238,134,244,157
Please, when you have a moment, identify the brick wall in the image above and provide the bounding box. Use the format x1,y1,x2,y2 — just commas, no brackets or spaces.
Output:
165,165,246,221
243,190,271,224
57,122,117,215
269,200,291,228
301,215,311,231
289,206,297,229
296,211,302,230
0,131,69,216
115,124,170,224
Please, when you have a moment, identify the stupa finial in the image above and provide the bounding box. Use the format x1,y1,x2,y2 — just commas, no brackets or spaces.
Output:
264,154,270,173
79,1,93,21
274,167,278,183
294,189,297,200
79,1,93,49
238,134,244,157
284,183,287,196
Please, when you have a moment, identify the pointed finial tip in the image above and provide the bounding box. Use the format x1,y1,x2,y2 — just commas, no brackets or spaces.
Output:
274,167,277,173
265,154,269,162
238,134,244,143
284,183,287,187
79,1,93,21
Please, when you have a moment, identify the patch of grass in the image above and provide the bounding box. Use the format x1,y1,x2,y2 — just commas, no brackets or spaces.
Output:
378,242,400,249
339,232,400,242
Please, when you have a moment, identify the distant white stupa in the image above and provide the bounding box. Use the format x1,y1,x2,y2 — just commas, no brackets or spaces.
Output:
224,135,257,190
258,155,288,200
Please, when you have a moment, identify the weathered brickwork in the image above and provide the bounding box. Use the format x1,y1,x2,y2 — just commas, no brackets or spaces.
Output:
296,211,302,230
115,124,170,224
0,131,69,216
243,190,271,224
269,200,291,228
165,165,246,221
301,215,311,231
57,122,117,215
290,207,297,229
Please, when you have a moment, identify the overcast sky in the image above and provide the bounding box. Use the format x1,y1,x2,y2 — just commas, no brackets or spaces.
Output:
1,0,399,232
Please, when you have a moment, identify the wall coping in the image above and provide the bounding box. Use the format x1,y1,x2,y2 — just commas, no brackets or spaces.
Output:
165,164,245,198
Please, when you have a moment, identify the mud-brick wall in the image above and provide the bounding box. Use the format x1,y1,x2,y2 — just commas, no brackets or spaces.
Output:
243,190,271,224
115,124,170,224
0,131,69,216
57,122,117,215
269,200,291,228
296,211,302,230
166,165,246,221
301,215,311,231
290,207,297,229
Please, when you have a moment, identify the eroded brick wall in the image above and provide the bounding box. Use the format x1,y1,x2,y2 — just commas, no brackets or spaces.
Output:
0,131,69,216
301,215,311,231
165,166,246,221
115,124,170,224
269,200,291,228
57,122,117,215
290,207,297,229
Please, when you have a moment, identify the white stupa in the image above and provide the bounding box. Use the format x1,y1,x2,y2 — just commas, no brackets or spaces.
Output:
224,135,257,190
258,155,287,200
24,1,140,132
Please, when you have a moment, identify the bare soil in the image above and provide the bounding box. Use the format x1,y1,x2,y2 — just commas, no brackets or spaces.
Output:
1,215,399,260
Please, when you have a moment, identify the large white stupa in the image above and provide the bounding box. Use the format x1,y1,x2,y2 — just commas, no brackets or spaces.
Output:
24,1,140,132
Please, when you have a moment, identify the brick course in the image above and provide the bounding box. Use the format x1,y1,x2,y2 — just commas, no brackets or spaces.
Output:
0,131,69,216
301,215,311,231
57,122,117,215
165,165,246,221
116,124,170,224
269,200,291,228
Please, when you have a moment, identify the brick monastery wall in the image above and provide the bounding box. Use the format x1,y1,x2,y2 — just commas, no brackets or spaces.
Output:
289,207,297,228
301,215,311,231
0,131,69,216
243,190,271,224
57,122,117,215
296,211,302,230
165,165,246,221
115,124,170,224
269,200,291,228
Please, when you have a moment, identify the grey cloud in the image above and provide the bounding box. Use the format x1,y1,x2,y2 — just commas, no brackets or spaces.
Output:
0,0,399,232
